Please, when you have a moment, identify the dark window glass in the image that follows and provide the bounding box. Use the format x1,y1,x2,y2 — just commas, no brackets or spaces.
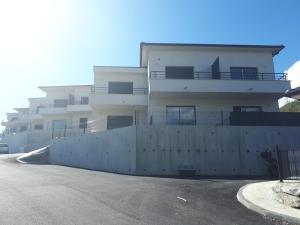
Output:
11,117,18,122
233,106,262,112
20,126,27,131
107,116,133,129
166,106,196,125
108,82,133,94
165,66,194,79
230,67,258,80
69,94,75,105
34,124,43,130
53,99,68,108
36,105,45,114
81,97,89,105
79,118,88,129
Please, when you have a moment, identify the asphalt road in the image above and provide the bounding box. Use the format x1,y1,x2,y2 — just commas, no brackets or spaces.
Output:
0,154,281,225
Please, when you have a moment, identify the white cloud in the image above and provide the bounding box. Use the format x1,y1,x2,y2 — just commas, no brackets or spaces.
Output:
286,60,300,88
278,60,300,107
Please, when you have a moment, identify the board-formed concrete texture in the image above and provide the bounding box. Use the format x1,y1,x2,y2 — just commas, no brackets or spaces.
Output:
1,130,52,153
49,126,137,174
48,125,300,176
136,126,300,176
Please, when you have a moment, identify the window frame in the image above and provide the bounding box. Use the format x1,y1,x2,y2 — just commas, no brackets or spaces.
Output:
108,82,133,94
165,66,194,79
230,67,258,80
166,106,196,125
79,118,88,129
80,97,89,105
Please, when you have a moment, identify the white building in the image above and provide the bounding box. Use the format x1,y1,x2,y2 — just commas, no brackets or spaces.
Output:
1,42,291,135
90,43,290,129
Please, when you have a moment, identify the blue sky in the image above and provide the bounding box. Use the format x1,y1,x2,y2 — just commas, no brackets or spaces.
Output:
0,0,299,128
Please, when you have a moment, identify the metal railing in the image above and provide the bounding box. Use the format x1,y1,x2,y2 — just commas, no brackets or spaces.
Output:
91,86,148,95
150,71,288,81
149,111,231,126
277,147,300,181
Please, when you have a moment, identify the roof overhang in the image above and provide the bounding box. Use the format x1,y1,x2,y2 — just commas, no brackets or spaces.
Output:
38,85,92,93
140,42,285,67
93,66,146,74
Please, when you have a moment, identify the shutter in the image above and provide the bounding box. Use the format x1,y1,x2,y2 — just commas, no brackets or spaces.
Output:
211,57,220,79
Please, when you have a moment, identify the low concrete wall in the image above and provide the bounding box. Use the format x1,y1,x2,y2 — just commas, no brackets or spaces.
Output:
1,131,52,153
49,126,137,174
136,126,300,176
1,132,27,153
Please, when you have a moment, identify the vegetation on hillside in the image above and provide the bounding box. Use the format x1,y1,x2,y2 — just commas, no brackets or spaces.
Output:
280,101,300,112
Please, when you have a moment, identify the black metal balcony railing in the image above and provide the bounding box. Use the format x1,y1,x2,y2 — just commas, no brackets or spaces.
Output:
91,86,148,95
150,71,288,81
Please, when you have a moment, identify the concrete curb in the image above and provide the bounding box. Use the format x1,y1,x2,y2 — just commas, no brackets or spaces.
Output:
237,183,300,225
16,146,50,164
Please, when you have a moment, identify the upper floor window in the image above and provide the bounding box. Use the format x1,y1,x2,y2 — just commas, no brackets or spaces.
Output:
53,99,68,108
108,82,133,94
36,105,45,114
166,106,196,125
230,67,258,80
11,117,18,122
80,97,89,105
233,106,262,112
165,66,194,79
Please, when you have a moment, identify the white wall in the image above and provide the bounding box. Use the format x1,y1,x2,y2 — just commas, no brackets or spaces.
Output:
148,48,275,74
148,96,279,112
94,68,147,89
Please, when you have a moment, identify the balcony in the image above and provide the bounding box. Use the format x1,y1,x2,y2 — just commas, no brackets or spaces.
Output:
90,86,148,108
67,103,92,112
38,105,67,115
149,71,290,98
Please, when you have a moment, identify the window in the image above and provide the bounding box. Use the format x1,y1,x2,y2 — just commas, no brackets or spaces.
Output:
80,97,89,105
233,106,262,112
36,105,45,114
230,67,258,80
165,66,194,79
53,99,68,108
108,82,133,94
20,126,28,131
34,124,43,130
11,117,18,122
79,118,88,129
52,120,66,130
166,106,196,125
107,116,133,129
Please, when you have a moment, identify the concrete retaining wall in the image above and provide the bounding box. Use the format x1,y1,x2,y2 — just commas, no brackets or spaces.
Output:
49,126,137,174
136,126,300,176
1,131,52,153
1,132,28,153
43,125,300,176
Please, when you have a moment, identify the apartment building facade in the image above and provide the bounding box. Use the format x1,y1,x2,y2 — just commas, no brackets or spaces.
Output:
1,42,292,137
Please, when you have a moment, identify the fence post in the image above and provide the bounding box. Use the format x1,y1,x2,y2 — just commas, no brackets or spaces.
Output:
276,145,284,182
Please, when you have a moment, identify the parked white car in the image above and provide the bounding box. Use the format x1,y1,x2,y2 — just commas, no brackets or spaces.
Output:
0,143,9,154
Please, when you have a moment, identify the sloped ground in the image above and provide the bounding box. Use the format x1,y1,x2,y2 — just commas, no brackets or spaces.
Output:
0,154,280,225
16,146,50,164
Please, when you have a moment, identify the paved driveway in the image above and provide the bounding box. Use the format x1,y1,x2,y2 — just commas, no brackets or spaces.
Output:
0,154,278,225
